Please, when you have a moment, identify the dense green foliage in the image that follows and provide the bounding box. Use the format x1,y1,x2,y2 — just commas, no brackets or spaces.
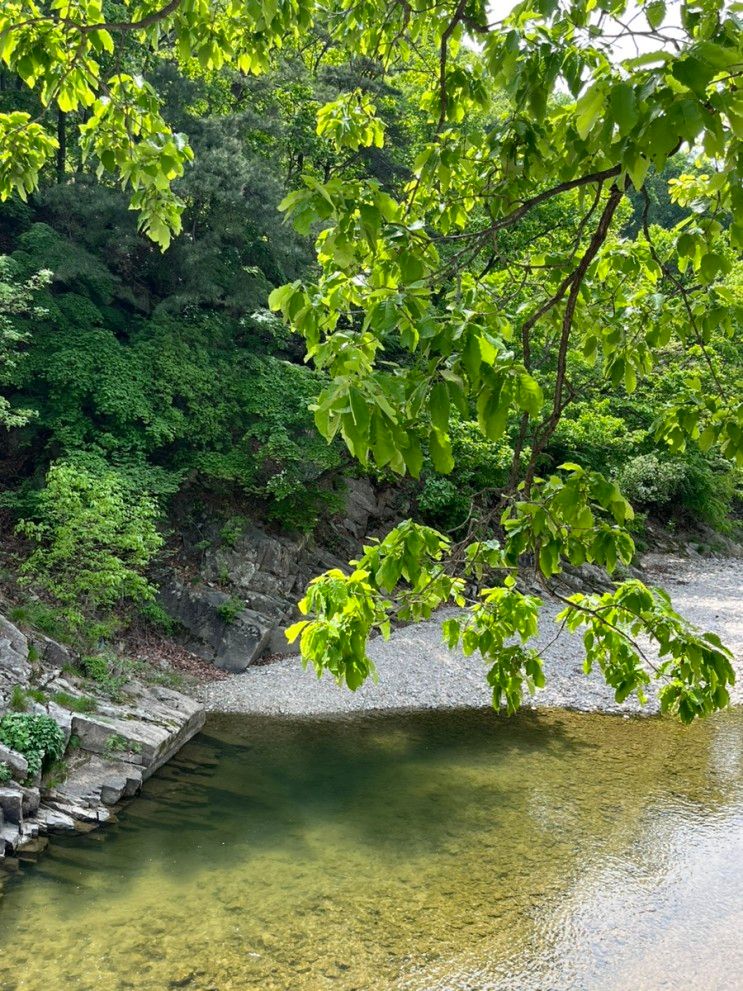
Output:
0,0,741,720
0,712,65,777
17,460,163,628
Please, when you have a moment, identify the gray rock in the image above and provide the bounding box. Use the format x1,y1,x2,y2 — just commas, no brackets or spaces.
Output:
45,798,99,823
0,615,31,693
0,614,28,661
44,701,73,746
342,477,379,537
0,784,24,824
31,632,73,674
99,777,128,805
0,743,29,782
0,821,21,851
159,579,274,672
36,807,76,832
20,785,40,816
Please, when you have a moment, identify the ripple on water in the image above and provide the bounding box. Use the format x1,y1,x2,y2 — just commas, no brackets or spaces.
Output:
1,707,741,991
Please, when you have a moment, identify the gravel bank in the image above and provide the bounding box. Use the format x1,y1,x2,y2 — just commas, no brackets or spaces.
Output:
200,554,743,717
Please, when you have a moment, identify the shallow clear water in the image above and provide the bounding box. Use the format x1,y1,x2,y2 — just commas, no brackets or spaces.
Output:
1,708,741,991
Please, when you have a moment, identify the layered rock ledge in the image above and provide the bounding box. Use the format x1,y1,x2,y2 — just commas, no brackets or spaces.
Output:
0,615,204,867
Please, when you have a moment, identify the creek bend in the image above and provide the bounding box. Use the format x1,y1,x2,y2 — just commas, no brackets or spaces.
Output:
1,707,741,991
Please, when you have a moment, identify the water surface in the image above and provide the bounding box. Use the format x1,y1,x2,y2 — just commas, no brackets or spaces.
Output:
1,708,741,991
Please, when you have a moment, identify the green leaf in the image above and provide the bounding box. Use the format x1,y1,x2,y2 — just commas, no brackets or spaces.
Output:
429,428,454,474
515,372,543,416
429,381,450,433
609,83,638,136
285,621,308,644
575,83,606,141
645,1,666,30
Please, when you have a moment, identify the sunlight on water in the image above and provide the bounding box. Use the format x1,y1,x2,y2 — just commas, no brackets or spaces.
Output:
1,708,741,991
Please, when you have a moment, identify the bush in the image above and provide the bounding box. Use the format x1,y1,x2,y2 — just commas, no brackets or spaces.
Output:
417,420,513,530
0,761,12,783
417,477,470,531
618,452,738,529
217,597,244,625
0,713,65,777
138,601,178,635
17,460,163,628
550,402,646,474
618,454,687,507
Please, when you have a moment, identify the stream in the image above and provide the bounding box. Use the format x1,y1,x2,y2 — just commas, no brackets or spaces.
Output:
1,707,742,991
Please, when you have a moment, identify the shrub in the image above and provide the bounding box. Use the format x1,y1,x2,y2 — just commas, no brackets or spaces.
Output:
17,460,163,628
0,761,12,783
618,452,738,529
618,454,687,507
0,713,65,777
417,477,470,531
550,402,646,474
139,601,178,635
217,597,244,625
418,419,513,530
219,516,246,548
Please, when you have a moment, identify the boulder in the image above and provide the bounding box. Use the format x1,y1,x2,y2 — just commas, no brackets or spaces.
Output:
0,743,29,782
0,615,31,704
159,579,274,672
342,477,379,538
20,785,40,816
35,807,77,833
0,820,21,852
30,632,74,674
0,784,24,824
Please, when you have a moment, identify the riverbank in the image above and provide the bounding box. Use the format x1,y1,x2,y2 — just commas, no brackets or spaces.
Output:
201,554,743,717
0,616,204,865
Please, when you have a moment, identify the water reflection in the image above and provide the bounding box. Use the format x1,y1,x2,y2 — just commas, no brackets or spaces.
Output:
1,708,741,991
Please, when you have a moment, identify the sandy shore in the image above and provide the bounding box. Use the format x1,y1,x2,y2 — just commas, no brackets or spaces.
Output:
200,554,743,717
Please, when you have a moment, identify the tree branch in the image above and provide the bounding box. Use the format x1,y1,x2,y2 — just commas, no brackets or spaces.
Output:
522,183,625,492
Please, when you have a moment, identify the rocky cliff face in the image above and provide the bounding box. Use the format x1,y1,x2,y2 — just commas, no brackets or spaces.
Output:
0,614,205,867
159,479,400,672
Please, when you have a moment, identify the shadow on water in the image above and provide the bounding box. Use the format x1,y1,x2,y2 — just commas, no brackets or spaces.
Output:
1,706,741,991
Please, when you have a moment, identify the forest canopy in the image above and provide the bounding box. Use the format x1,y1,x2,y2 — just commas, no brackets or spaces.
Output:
0,0,741,722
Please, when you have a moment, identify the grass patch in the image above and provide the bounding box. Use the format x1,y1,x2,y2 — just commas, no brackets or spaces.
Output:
78,651,132,700
52,691,97,713
9,684,28,711
8,602,73,643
